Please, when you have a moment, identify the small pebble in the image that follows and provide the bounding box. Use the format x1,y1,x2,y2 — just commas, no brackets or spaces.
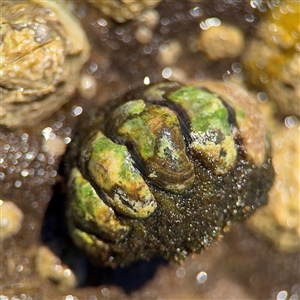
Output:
158,39,182,65
35,246,78,291
135,26,153,44
198,23,244,60
43,135,67,157
0,200,24,241
78,73,97,99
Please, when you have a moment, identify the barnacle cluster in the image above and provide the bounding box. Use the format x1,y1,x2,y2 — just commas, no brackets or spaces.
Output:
242,1,300,116
242,0,300,253
248,104,300,253
86,0,162,23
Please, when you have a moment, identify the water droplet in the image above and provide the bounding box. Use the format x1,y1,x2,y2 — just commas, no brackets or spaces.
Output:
284,116,298,128
88,62,98,74
245,13,255,22
64,137,72,144
277,290,288,300
176,267,186,278
257,92,268,103
250,0,262,9
232,62,243,73
42,127,52,140
190,7,202,18
97,18,107,27
200,17,221,30
144,76,150,85
196,271,207,284
72,106,83,117
162,67,172,79
15,180,22,188
21,169,29,177
63,269,72,277
101,288,110,297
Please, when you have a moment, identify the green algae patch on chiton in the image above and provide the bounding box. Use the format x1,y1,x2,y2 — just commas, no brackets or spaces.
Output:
82,131,157,218
109,101,195,192
167,86,237,175
196,81,268,166
69,167,129,241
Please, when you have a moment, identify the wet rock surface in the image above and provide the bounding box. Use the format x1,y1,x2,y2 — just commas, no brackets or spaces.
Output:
1,1,299,299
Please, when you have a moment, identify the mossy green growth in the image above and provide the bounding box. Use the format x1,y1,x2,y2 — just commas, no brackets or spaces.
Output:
113,102,195,192
118,104,182,160
70,167,129,241
168,86,237,174
168,86,231,135
85,132,157,218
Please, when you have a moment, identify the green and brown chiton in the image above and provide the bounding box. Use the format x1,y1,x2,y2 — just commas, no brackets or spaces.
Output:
66,80,274,267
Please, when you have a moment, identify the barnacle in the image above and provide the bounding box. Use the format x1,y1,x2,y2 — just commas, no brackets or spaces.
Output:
0,0,90,127
66,80,274,267
85,0,162,23
242,1,300,116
